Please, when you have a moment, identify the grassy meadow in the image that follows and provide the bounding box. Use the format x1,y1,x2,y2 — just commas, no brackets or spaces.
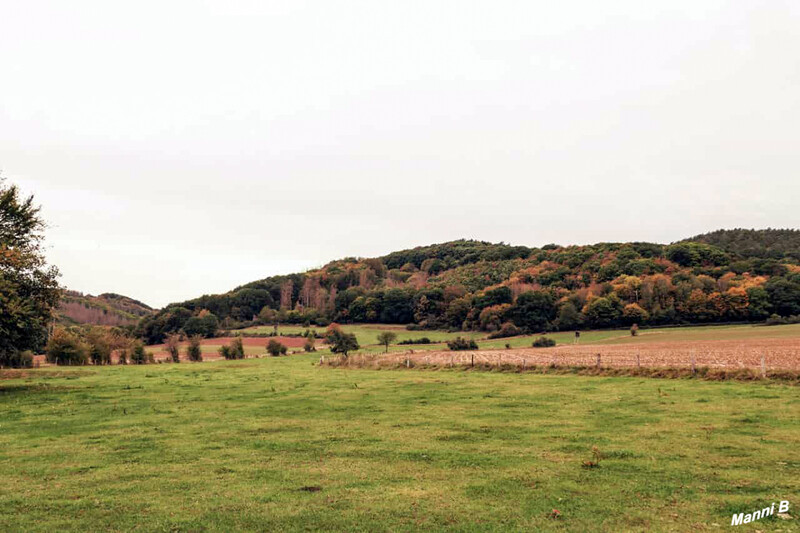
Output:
2,350,799,531
234,324,485,344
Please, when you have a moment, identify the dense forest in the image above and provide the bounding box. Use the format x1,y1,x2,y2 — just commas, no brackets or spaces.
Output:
137,229,800,344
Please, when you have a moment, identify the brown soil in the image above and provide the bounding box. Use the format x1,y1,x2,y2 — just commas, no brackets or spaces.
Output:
354,337,800,371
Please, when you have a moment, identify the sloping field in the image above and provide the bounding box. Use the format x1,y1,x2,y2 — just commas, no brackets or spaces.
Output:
356,336,800,371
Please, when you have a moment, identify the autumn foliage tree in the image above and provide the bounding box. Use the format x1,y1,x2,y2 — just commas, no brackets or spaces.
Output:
46,328,88,366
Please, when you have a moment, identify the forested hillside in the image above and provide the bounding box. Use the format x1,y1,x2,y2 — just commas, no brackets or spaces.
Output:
682,228,800,261
137,230,800,343
59,291,155,327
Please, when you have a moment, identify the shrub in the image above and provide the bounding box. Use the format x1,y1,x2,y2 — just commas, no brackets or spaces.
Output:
447,337,478,351
398,337,432,345
487,322,521,339
303,338,316,352
220,338,245,360
130,342,149,364
165,333,181,363
117,348,128,365
231,338,245,358
630,323,639,337
267,339,287,357
532,336,556,348
187,335,203,362
46,328,89,366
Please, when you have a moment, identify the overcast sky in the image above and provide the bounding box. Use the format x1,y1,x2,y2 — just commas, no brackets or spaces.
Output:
2,1,799,308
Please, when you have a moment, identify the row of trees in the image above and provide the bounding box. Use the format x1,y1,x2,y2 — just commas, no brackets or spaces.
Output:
45,326,155,365
45,327,209,366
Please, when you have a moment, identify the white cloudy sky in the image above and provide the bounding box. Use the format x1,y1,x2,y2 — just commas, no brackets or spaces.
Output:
2,1,799,308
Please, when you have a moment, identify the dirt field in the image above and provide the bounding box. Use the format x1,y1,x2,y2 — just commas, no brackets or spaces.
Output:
146,336,315,361
356,337,800,371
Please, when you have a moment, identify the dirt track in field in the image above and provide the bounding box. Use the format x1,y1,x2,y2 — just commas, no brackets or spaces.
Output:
368,337,800,370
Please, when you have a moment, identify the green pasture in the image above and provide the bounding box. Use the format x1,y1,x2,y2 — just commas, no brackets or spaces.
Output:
1,353,798,532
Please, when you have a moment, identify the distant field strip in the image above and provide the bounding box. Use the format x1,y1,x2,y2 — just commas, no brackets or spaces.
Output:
342,337,800,371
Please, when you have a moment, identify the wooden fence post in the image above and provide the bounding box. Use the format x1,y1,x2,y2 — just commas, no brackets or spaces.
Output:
471,354,474,367
761,355,766,378
636,352,640,369
596,354,601,368
691,351,696,375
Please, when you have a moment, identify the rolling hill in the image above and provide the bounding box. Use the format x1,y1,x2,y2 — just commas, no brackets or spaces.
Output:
137,229,800,343
58,291,155,327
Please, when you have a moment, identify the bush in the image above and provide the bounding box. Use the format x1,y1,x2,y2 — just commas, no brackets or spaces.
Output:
165,333,181,363
630,323,639,337
267,339,287,357
220,338,245,360
447,337,478,351
532,336,556,348
765,314,800,326
117,348,128,365
398,337,432,345
303,338,316,352
487,322,521,339
130,342,150,364
186,335,203,362
46,328,89,366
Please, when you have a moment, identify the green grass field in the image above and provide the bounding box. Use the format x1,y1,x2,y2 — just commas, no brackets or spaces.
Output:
2,352,798,531
235,324,484,344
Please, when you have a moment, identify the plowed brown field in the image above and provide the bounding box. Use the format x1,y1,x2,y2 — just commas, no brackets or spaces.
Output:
147,336,316,361
368,337,800,370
